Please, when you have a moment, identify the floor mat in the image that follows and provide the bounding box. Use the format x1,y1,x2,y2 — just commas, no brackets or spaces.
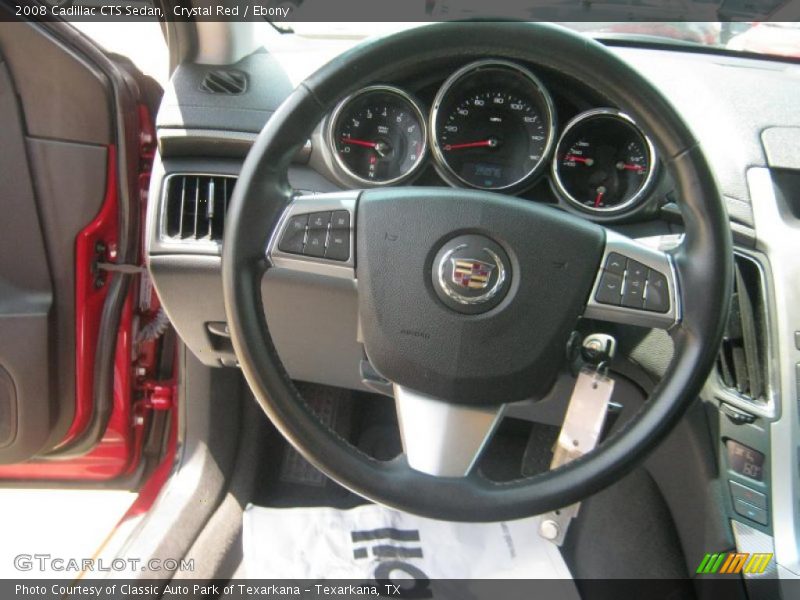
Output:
243,503,579,594
278,384,354,487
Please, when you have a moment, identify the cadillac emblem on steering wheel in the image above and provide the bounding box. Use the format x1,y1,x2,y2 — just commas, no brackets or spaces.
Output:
451,258,495,290
433,235,511,314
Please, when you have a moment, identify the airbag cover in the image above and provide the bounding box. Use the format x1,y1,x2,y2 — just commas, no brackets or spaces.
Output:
356,187,604,404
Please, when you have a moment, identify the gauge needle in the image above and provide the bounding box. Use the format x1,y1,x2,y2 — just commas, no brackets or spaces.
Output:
342,137,390,157
594,188,605,208
341,137,377,149
617,162,645,171
565,154,594,166
444,138,498,151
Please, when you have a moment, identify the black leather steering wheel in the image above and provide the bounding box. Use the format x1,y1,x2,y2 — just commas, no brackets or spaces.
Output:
222,22,732,521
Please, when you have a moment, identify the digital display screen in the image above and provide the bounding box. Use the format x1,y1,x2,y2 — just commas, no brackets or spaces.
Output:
726,440,765,481
463,163,504,185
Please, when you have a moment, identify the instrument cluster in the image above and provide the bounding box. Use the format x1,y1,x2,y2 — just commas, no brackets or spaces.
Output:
323,59,659,217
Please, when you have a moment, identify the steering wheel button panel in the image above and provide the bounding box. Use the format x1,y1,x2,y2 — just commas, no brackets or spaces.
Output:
268,193,358,278
595,249,671,313
275,208,353,262
586,231,679,328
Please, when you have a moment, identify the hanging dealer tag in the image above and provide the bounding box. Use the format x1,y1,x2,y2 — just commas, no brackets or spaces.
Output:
539,368,615,546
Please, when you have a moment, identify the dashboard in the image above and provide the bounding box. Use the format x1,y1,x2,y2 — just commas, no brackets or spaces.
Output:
309,58,665,222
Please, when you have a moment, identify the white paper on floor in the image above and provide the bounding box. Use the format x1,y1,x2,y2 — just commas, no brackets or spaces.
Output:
243,503,579,596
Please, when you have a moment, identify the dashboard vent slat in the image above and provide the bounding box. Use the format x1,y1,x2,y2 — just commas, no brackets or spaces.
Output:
178,177,187,238
193,176,201,239
200,69,248,95
164,175,236,242
716,255,768,404
206,178,216,239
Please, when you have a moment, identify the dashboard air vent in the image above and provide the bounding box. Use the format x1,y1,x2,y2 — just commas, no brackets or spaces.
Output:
716,255,768,404
200,69,247,95
163,175,236,242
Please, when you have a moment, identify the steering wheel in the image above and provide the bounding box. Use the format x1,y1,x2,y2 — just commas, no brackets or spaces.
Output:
222,22,732,521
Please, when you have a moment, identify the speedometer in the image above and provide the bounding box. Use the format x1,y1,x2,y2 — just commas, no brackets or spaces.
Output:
431,60,556,190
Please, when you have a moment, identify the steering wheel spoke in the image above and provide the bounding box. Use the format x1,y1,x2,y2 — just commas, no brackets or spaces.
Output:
583,229,681,330
266,191,360,280
393,385,504,478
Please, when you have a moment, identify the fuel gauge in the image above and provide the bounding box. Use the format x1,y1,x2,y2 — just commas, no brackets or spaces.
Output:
552,109,657,214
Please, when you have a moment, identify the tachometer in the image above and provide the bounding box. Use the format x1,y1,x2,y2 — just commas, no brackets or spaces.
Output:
552,109,657,214
329,85,427,186
431,60,556,190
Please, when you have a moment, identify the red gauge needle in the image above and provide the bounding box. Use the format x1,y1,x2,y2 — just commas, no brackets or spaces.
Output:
617,162,645,172
594,189,605,208
341,137,377,149
444,139,497,151
565,154,594,165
